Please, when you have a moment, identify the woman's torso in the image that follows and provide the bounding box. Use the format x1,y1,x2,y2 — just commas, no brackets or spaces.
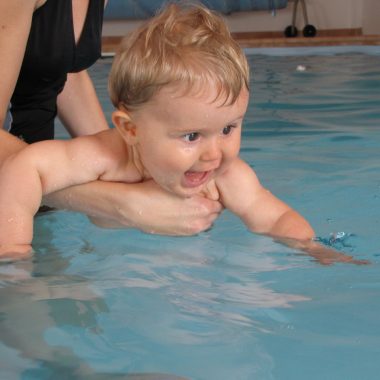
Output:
9,0,104,143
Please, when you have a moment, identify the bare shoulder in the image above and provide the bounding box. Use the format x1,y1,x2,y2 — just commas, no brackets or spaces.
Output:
217,158,261,190
20,130,122,169
67,129,126,162
3,0,46,12
215,158,264,214
35,0,47,10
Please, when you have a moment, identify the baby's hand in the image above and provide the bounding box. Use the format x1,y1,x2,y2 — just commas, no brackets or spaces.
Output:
307,246,370,266
277,238,370,266
0,244,33,262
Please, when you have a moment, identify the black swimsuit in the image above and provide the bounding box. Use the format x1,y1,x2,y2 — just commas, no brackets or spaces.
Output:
9,0,104,143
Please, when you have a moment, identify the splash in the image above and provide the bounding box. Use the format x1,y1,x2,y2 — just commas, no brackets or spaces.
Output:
315,232,355,251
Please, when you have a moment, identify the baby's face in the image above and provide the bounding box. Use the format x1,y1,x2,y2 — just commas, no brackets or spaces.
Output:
130,84,249,197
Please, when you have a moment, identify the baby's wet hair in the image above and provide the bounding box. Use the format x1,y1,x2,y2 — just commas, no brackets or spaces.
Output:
109,2,249,110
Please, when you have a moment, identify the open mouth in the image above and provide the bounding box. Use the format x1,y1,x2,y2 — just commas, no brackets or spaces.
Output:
183,170,211,188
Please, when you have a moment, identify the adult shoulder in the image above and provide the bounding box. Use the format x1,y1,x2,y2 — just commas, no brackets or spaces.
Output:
35,0,47,10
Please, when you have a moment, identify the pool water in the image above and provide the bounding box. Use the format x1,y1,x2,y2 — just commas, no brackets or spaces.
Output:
1,48,380,380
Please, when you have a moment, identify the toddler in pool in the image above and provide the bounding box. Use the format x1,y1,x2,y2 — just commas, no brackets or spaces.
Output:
0,3,364,264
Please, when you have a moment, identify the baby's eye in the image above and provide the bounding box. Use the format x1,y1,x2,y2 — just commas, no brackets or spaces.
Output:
222,125,235,135
183,132,200,142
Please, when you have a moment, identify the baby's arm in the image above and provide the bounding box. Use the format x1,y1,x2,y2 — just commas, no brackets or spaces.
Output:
216,159,367,265
217,159,314,239
0,135,113,258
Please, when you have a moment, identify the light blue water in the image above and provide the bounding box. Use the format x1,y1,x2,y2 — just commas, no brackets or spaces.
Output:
1,48,380,380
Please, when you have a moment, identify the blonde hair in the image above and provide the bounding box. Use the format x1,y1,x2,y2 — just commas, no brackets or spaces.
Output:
109,2,249,110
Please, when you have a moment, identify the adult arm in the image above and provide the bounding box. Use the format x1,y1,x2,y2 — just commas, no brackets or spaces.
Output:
44,179,223,235
0,0,42,129
56,0,109,136
57,69,109,136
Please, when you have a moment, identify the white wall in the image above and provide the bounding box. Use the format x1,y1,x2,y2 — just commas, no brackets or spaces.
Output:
102,0,380,36
304,0,362,30
225,0,363,33
362,0,380,34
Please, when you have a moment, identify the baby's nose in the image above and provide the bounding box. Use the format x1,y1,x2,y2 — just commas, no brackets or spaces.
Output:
200,139,222,162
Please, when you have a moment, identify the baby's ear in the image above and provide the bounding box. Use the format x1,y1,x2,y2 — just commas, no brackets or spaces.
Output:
112,110,138,145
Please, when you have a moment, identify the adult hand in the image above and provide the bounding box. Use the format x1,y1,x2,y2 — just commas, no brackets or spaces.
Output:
44,179,223,236
117,180,224,235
